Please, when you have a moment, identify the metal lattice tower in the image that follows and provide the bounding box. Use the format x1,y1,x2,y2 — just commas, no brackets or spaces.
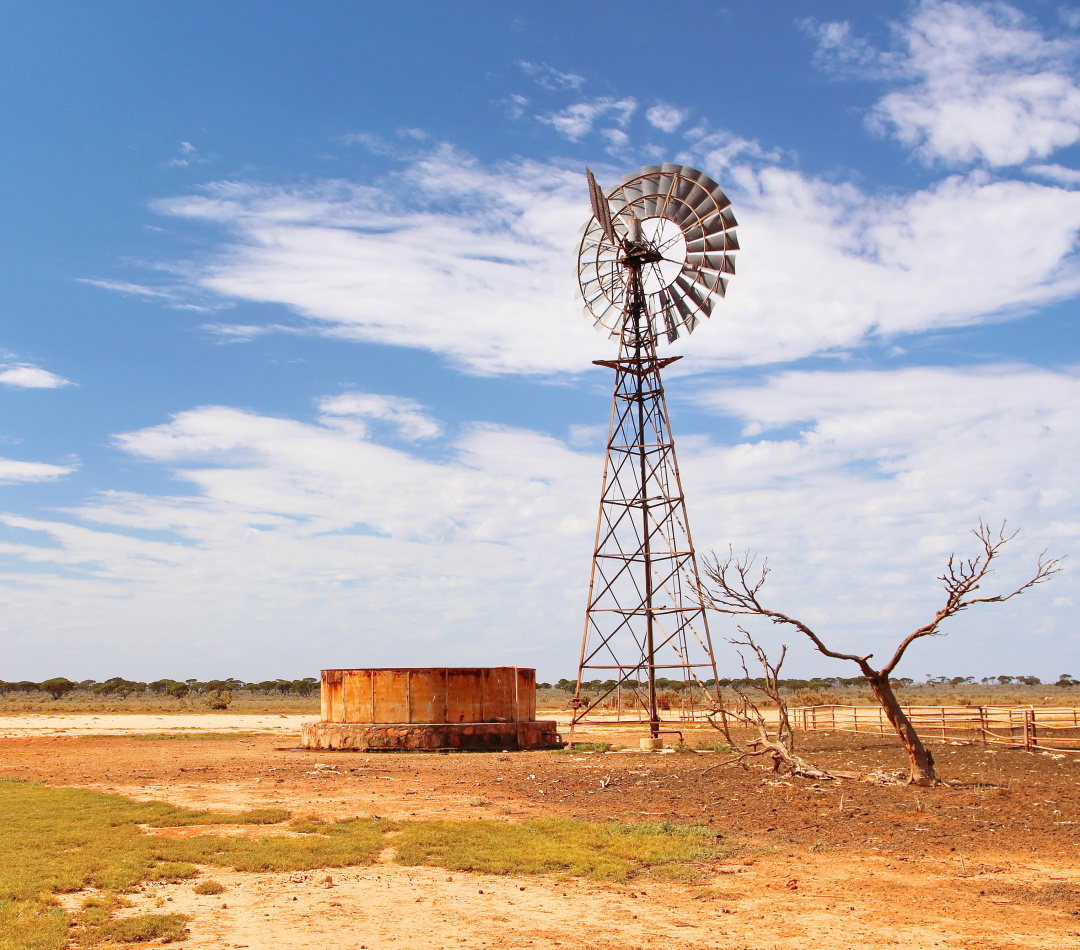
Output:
570,163,739,738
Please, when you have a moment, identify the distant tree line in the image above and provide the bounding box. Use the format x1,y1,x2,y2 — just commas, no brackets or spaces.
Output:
0,677,320,701
540,674,1075,692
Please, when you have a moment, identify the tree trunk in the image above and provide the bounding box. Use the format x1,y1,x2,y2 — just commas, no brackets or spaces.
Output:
865,672,938,786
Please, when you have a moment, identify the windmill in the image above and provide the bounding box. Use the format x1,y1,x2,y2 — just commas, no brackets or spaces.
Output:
571,163,738,741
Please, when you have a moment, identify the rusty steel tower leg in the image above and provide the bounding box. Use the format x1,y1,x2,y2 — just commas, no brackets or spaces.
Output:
571,250,719,738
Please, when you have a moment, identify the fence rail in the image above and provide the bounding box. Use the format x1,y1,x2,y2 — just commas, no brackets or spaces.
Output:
791,705,1080,752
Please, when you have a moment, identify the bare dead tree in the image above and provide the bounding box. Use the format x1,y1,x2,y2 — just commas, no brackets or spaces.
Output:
699,522,1061,786
704,631,834,781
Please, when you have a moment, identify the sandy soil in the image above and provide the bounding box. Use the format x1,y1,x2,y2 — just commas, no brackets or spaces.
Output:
0,713,310,738
8,714,1080,949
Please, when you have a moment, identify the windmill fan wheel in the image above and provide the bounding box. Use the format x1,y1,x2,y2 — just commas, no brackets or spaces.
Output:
577,162,738,343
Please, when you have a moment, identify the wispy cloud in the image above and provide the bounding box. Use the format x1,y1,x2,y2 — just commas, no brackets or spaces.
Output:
0,456,75,483
77,278,176,299
807,0,1080,167
162,141,208,169
518,61,585,91
1026,162,1080,184
539,97,637,141
318,393,442,441
645,103,688,133
0,365,72,389
77,276,224,313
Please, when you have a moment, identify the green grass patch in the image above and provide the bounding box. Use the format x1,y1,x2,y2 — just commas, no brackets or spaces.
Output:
144,806,290,828
0,900,68,950
85,913,189,944
0,778,386,950
695,740,733,753
394,817,723,882
192,880,224,895
0,778,732,948
556,742,614,754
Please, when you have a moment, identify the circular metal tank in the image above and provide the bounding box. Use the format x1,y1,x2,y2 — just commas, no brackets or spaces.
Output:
319,667,536,724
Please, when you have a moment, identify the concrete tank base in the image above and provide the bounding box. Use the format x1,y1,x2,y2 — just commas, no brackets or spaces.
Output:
301,720,562,752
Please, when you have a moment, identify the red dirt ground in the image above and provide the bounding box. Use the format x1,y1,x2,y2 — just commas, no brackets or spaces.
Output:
4,721,1079,949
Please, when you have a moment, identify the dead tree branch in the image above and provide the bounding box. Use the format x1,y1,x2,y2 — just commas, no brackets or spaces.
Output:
702,629,833,782
698,521,1062,786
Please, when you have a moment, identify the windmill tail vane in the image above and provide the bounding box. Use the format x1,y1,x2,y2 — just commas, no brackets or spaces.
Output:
571,164,738,740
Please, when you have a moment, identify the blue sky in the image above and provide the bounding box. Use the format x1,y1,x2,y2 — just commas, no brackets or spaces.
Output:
2,0,1078,683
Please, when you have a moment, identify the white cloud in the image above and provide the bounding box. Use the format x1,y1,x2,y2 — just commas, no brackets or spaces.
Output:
645,103,688,133
600,128,630,155
129,143,1080,376
680,364,1080,667
0,365,72,389
811,1,1080,167
803,18,887,75
162,141,207,169
1027,162,1080,184
503,94,529,120
0,401,598,676
1,368,1076,678
152,150,602,376
518,61,585,91
0,456,75,483
680,158,1080,367
539,97,637,141
318,393,442,441
78,275,219,312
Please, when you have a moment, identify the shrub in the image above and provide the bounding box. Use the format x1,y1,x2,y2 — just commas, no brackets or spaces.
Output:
205,689,231,710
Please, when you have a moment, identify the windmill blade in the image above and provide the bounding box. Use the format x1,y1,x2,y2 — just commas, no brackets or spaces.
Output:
619,178,644,218
700,181,730,218
586,167,617,244
658,288,680,343
686,166,720,192
655,164,685,220
661,170,706,226
686,252,736,276
686,230,739,254
690,266,728,301
676,274,715,316
639,169,662,217
668,279,699,332
688,189,732,226
679,221,704,245
685,251,726,272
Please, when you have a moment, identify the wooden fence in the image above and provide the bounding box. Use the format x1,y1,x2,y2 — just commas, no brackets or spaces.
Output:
791,705,1080,752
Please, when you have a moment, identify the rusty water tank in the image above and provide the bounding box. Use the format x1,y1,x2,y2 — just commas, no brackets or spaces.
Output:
301,667,562,751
